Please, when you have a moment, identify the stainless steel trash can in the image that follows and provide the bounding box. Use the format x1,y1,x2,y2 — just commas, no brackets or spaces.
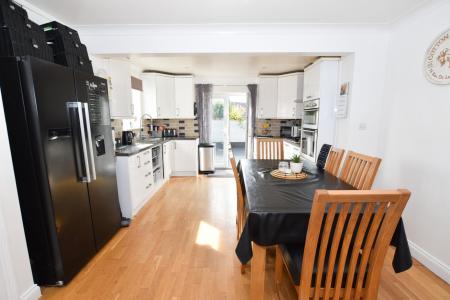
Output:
198,143,215,174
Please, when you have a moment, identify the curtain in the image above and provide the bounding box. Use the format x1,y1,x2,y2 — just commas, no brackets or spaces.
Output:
247,84,257,159
195,84,213,144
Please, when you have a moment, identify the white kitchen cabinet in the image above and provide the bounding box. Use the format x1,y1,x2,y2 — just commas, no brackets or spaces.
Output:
142,73,195,119
174,76,195,118
116,150,153,219
257,76,278,118
163,141,174,179
277,73,303,119
172,139,199,176
141,73,158,118
95,59,133,118
303,62,321,101
283,141,301,160
156,74,175,118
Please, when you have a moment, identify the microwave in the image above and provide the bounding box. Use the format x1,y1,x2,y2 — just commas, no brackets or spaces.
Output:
280,126,301,138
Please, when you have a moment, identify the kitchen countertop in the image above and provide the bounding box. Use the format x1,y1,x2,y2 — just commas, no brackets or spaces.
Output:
283,138,301,148
115,137,199,157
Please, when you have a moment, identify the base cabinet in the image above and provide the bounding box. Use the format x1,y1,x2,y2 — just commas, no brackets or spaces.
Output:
172,139,199,176
163,141,174,179
116,150,153,219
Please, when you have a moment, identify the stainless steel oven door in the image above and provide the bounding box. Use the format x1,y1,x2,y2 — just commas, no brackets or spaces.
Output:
301,128,318,161
303,109,319,129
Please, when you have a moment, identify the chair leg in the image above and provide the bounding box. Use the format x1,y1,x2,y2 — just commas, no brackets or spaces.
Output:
241,263,246,274
275,246,283,290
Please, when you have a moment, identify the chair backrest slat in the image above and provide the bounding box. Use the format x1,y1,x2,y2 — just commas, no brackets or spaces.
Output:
339,151,382,190
299,189,410,300
343,203,375,300
255,138,284,159
324,147,345,177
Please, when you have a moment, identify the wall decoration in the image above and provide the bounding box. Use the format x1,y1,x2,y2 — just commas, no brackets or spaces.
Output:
336,82,350,119
424,28,450,84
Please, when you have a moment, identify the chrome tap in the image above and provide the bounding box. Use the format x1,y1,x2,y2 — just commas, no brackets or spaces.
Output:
139,114,153,141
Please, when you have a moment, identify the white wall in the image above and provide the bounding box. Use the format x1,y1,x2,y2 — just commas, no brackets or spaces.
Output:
376,0,450,283
0,92,40,300
14,0,62,24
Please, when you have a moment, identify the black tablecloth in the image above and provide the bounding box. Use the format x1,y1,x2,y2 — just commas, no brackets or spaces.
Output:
235,159,412,273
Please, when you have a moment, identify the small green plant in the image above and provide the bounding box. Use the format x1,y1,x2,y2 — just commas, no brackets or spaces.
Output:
291,154,302,163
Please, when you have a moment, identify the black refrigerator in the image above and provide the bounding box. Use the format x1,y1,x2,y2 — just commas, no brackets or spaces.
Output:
0,56,122,285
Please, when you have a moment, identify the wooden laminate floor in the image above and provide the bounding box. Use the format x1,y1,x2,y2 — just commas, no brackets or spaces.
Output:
42,177,450,299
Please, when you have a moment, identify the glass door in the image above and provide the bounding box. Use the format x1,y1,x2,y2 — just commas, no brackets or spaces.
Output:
211,96,228,168
211,92,248,168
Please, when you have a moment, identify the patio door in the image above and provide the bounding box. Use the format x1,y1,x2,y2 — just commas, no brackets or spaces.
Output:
211,92,248,168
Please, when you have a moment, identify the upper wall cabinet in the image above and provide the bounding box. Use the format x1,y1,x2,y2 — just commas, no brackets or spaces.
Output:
257,76,278,119
156,74,175,118
174,76,195,118
141,73,195,119
92,57,133,119
303,62,321,101
277,73,303,119
257,72,303,119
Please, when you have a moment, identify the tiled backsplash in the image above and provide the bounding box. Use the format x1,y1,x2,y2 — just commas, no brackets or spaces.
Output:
145,119,199,137
255,119,301,137
111,118,199,138
112,118,298,139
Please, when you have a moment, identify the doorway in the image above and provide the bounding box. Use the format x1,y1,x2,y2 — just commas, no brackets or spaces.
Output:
211,92,248,168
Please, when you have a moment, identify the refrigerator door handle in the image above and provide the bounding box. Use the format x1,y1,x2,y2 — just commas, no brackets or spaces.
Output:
67,102,91,182
83,103,97,181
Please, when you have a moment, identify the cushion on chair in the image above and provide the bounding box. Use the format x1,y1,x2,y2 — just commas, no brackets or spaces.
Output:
279,242,366,287
316,144,332,169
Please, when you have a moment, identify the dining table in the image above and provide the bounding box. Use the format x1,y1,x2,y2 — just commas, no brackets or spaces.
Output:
235,159,412,299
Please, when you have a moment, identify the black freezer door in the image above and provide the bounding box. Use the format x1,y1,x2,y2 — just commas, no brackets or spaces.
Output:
26,58,99,284
74,71,122,250
6,57,98,284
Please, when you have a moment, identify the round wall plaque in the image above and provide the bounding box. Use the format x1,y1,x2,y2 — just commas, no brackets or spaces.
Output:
424,28,450,84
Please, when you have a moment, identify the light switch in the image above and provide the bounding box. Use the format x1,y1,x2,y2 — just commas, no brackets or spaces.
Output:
358,123,367,131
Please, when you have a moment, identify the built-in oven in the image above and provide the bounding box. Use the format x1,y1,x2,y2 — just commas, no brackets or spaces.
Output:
301,128,318,161
303,99,319,129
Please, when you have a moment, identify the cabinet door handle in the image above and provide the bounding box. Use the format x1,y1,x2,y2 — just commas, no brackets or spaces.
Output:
131,103,135,115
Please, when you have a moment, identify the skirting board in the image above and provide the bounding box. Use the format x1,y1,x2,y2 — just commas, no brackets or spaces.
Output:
21,284,41,300
409,240,450,284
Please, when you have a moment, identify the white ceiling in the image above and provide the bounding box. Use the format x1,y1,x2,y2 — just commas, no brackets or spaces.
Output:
101,54,319,79
30,0,428,25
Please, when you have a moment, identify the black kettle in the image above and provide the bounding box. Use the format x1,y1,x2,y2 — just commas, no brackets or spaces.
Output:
121,131,134,145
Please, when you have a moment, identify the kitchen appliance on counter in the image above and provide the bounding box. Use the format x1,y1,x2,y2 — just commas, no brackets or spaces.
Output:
280,126,301,140
122,130,134,145
0,56,122,285
163,128,178,137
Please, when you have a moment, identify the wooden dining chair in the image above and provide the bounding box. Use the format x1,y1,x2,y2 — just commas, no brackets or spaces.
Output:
339,151,382,190
255,138,284,159
275,189,411,300
324,147,345,177
229,149,247,274
229,149,245,241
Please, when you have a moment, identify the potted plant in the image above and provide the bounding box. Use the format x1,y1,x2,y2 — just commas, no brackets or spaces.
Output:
290,154,303,174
